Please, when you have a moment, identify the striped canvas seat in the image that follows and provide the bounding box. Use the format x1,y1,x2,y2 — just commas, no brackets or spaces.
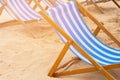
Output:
46,0,120,66
3,0,42,21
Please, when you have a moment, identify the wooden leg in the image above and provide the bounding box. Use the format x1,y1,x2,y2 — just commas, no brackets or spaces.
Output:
90,0,104,13
93,26,101,36
112,0,120,8
0,2,6,15
48,41,72,77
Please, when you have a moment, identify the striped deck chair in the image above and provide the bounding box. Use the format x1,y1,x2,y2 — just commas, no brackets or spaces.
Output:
81,0,120,13
0,0,50,38
39,0,120,79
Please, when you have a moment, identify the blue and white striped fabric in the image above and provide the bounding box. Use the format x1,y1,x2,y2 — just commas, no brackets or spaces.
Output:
46,1,120,66
42,0,63,7
1,0,42,21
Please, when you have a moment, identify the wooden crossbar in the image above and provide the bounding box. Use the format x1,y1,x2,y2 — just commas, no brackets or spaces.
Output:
54,64,120,77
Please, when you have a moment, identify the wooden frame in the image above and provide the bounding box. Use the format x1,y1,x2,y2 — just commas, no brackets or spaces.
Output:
112,0,120,8
39,1,120,80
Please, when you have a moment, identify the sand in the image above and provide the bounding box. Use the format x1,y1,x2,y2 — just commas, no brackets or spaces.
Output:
0,1,120,80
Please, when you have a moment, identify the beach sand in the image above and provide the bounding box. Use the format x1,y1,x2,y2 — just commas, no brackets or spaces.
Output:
0,1,120,80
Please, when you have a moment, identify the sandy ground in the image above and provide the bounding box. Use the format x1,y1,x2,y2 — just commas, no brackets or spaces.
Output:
0,1,120,80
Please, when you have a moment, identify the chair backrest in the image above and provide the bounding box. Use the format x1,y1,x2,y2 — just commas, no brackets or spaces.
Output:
1,0,42,21
46,1,120,66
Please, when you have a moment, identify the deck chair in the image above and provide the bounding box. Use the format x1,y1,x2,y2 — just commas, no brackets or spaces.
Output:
0,0,50,38
39,0,120,79
81,0,120,13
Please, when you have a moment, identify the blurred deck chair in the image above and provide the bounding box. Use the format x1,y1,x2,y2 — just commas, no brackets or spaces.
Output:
39,0,120,79
0,0,50,38
81,0,120,13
